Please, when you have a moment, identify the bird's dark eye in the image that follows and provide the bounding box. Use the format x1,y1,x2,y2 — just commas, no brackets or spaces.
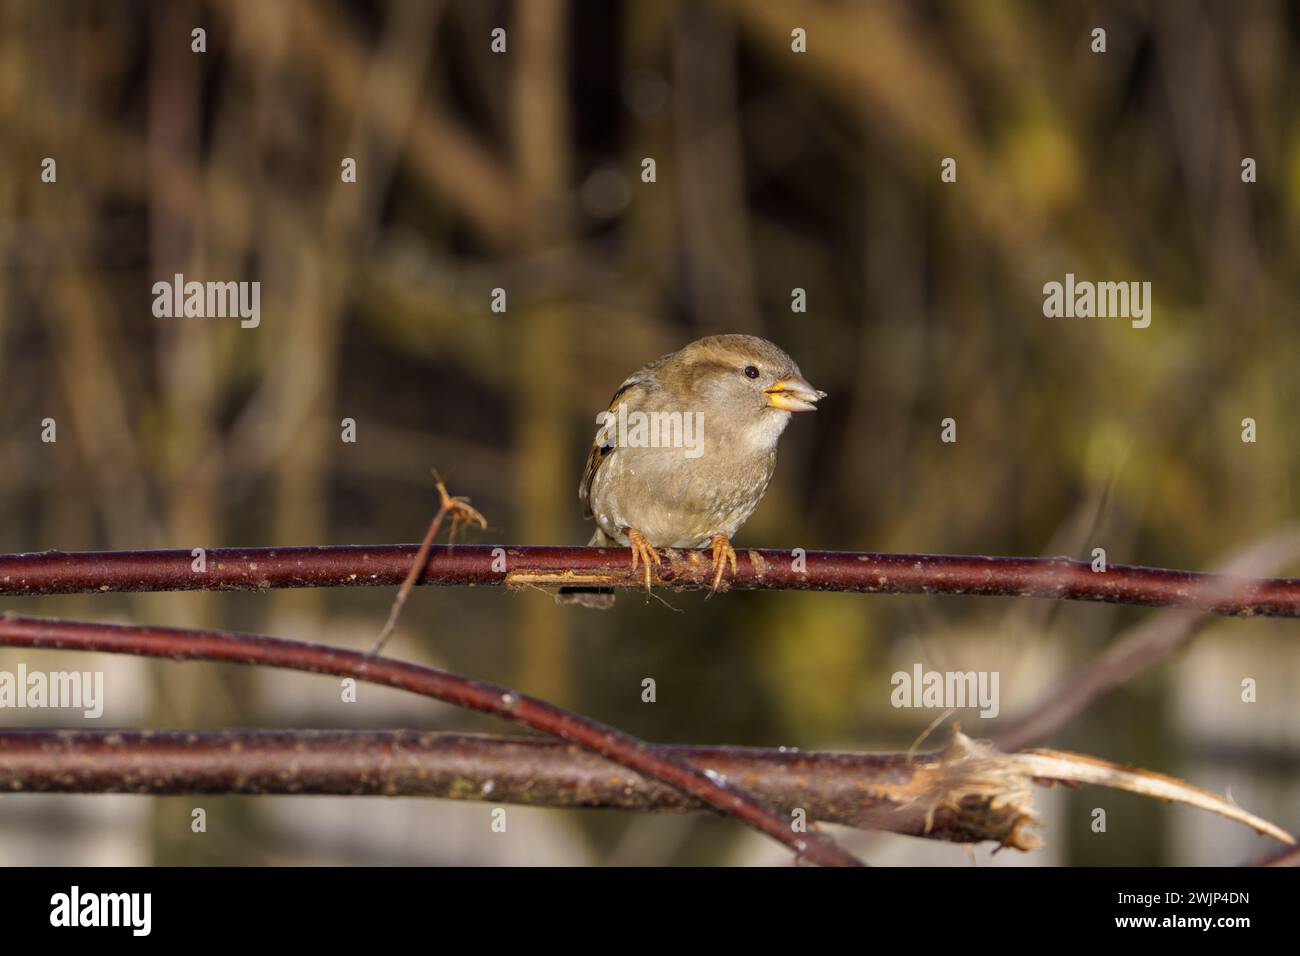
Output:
743,365,760,379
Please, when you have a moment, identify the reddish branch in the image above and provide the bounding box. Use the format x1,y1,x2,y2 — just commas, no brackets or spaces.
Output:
0,729,1017,844
0,613,860,867
5,728,1288,850
2,545,1299,615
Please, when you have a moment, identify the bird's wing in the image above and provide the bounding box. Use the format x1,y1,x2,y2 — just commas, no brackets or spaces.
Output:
578,360,665,519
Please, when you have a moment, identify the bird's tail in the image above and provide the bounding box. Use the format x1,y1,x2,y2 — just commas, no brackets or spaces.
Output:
555,527,616,609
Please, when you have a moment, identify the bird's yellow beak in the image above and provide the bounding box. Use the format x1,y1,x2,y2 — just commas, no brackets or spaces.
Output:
764,374,826,412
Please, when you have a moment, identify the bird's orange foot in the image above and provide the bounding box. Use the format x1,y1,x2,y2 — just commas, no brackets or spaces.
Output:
624,527,661,598
707,533,737,598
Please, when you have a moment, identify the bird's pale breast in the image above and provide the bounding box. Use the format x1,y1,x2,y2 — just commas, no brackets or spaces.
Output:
588,439,777,548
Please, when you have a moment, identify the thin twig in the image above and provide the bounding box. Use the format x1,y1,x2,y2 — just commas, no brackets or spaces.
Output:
0,613,861,867
993,528,1300,751
372,470,486,654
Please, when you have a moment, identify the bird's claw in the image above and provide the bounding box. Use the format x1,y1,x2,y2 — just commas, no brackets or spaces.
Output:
625,527,661,598
707,533,737,598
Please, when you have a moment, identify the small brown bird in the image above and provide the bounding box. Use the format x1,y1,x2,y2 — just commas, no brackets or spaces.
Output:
559,334,825,607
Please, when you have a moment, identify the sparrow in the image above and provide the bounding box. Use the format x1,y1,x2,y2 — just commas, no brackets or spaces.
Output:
558,334,825,608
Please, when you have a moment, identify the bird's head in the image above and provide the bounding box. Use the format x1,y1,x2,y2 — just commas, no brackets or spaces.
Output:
668,334,826,417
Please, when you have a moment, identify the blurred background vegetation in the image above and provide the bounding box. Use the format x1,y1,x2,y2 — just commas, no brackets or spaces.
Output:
0,0,1297,865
